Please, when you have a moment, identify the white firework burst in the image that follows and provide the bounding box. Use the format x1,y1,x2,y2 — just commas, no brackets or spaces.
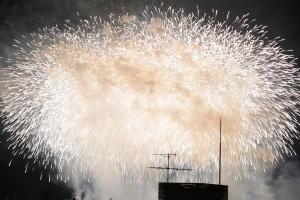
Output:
0,7,299,183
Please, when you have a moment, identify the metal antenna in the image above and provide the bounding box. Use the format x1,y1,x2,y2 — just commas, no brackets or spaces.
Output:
150,154,192,182
219,117,222,185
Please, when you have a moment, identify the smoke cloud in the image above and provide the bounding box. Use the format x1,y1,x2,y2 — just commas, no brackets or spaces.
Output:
231,159,300,200
1,1,299,200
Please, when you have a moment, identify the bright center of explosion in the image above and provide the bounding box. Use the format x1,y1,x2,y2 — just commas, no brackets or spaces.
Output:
1,8,299,185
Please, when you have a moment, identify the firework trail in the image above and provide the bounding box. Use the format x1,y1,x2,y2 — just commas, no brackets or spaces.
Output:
0,7,299,186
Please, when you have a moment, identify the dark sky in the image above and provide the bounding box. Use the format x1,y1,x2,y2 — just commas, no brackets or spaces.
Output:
0,0,300,199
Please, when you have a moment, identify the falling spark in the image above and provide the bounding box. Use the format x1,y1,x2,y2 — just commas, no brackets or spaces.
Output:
0,7,299,183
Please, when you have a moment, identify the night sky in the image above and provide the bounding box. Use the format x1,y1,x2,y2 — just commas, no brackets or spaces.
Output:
0,0,300,199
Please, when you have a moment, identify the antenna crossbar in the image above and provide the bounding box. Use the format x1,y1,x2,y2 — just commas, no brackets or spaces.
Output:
149,153,192,182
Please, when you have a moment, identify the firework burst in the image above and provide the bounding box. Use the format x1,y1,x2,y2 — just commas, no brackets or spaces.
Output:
0,7,299,183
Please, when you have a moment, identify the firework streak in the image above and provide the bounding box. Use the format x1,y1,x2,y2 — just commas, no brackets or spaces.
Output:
1,7,299,183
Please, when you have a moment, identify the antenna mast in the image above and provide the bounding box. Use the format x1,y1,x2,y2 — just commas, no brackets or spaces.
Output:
219,117,222,185
150,154,192,182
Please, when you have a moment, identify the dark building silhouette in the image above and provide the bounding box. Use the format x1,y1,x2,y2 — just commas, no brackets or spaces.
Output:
159,182,228,200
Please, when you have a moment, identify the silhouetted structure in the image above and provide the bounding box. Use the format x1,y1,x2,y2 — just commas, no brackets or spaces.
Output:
150,154,192,182
43,192,49,200
158,182,228,200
